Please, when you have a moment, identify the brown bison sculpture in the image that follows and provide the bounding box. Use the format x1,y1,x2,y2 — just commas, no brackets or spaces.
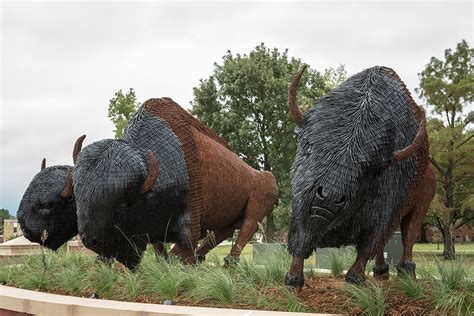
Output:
285,66,436,287
70,98,278,269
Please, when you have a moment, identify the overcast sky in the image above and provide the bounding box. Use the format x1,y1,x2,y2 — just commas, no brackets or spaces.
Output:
1,0,472,216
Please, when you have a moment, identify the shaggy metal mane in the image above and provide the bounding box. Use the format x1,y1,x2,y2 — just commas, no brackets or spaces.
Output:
289,66,418,258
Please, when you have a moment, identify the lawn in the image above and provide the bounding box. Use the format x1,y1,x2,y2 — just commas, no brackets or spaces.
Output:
209,242,474,267
414,242,474,253
0,244,471,314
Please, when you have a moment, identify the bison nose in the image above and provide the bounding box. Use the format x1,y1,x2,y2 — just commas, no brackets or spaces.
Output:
316,186,346,205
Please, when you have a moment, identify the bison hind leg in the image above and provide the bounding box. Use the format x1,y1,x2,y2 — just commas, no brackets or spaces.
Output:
195,223,239,263
373,248,390,281
399,165,436,279
224,172,277,266
397,261,416,278
346,245,372,285
345,258,368,285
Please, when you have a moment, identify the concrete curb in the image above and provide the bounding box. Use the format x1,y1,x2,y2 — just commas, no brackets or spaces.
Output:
0,285,334,316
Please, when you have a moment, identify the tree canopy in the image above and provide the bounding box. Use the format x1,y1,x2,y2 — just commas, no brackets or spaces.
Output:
191,43,346,239
108,88,140,139
417,39,473,259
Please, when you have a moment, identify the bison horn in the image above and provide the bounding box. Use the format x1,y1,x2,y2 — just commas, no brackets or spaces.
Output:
41,158,46,171
288,65,308,128
60,169,73,199
73,135,86,164
393,114,427,162
141,150,159,194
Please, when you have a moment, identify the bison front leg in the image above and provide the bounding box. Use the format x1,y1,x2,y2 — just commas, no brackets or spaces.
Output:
346,250,370,285
195,224,239,263
398,166,435,278
285,257,305,289
224,219,259,267
224,174,277,267
170,241,197,265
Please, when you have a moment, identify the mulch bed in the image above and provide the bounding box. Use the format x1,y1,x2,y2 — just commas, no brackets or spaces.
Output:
38,276,437,314
298,276,434,315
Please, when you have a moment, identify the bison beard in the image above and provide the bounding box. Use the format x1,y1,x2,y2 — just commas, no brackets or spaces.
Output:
285,66,435,286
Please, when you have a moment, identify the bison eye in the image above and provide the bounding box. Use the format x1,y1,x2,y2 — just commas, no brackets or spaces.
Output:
37,202,54,215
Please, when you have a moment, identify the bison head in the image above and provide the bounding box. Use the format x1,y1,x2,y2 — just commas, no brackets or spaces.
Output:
73,138,158,269
287,66,425,254
17,136,86,250
17,160,77,250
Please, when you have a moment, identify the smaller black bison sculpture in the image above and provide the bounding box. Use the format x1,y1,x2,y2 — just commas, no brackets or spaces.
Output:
285,66,436,287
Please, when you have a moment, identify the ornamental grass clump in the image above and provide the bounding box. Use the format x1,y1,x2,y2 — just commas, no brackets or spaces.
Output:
327,247,355,278
86,262,117,298
233,258,259,286
260,245,292,285
396,275,424,300
115,269,143,301
432,288,473,315
434,257,468,291
141,256,186,300
188,265,236,304
0,258,23,285
53,263,88,294
278,286,306,312
429,257,473,314
345,280,388,316
16,255,50,291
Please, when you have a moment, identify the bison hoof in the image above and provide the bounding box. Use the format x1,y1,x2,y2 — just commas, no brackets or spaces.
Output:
196,254,206,263
345,272,365,285
373,261,390,280
285,272,304,289
223,256,240,267
397,261,416,278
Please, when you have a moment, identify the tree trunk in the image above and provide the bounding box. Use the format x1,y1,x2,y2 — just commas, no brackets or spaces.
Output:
418,224,429,243
443,224,456,260
261,150,276,241
265,214,277,242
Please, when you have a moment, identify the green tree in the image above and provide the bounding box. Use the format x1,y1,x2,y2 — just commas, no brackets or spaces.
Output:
191,43,344,240
0,208,14,235
108,88,140,139
417,39,474,260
